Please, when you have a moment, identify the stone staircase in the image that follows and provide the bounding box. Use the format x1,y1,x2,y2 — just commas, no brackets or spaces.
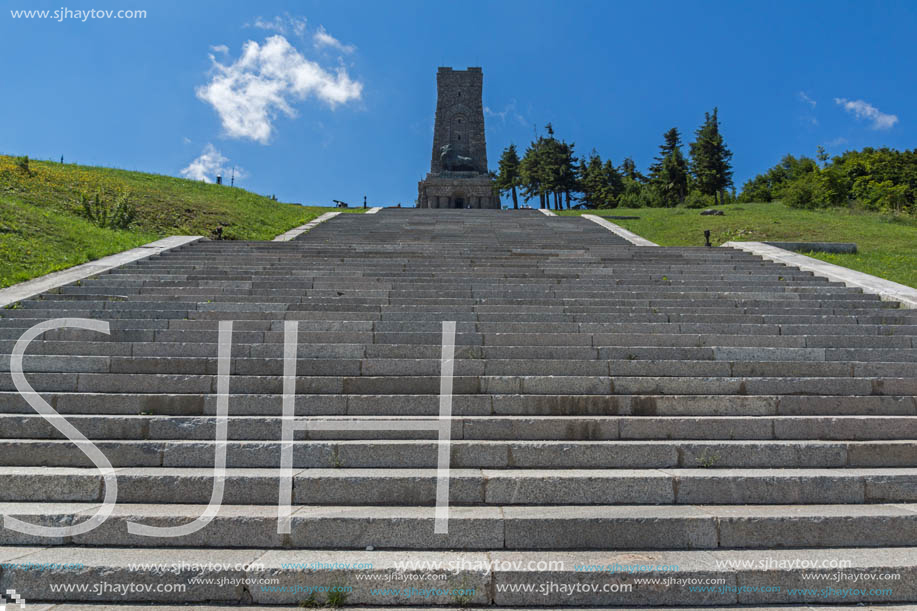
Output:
0,208,916,608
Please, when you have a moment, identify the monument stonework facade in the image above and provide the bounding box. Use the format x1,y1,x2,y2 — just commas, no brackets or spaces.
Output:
417,67,500,209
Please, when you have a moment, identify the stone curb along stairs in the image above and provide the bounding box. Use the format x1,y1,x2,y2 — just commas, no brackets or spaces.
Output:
581,215,917,309
272,211,342,242
0,236,203,309
581,214,659,247
723,240,917,309
0,209,916,607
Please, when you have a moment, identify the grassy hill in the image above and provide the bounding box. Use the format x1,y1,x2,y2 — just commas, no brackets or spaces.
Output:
0,155,360,288
560,203,917,288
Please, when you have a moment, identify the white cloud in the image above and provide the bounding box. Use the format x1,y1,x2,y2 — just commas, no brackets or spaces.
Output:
180,143,245,183
210,44,229,54
484,100,528,127
182,136,192,144
313,25,355,53
195,35,363,144
825,137,848,148
248,14,307,37
834,97,898,129
798,91,816,108
798,91,817,108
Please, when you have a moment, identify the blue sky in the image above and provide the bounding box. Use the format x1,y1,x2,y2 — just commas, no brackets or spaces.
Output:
2,0,915,206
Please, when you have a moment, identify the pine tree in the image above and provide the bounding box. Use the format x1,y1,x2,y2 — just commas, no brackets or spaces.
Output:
531,124,578,210
661,149,688,205
541,130,564,209
520,137,548,208
578,150,606,209
816,145,829,168
620,157,644,182
558,141,578,209
496,144,522,209
648,128,680,175
689,108,733,204
649,127,688,207
602,159,624,207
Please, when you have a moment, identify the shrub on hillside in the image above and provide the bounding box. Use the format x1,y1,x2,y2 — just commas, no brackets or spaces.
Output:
617,189,651,208
782,173,822,209
853,179,910,214
683,190,713,208
819,167,850,207
614,180,663,208
79,190,137,229
743,147,916,213
14,156,32,176
738,154,818,203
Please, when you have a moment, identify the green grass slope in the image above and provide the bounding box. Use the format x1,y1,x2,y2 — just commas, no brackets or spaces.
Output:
0,155,360,287
559,203,917,289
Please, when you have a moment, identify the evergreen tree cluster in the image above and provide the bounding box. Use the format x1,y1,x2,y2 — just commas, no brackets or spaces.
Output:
738,147,917,214
493,109,733,209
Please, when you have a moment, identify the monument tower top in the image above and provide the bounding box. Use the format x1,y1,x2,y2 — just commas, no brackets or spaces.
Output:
417,66,499,209
430,67,487,174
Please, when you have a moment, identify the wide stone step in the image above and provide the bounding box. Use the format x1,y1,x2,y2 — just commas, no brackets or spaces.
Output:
34,287,854,301
19,607,917,611
1,414,915,442
4,355,916,380
8,300,896,320
6,327,914,349
1,503,916,550
5,340,916,365
1,392,912,417
1,467,914,504
19,303,915,326
5,316,916,339
64,284,891,299
8,297,899,317
3,372,914,395
6,291,878,305
13,308,916,327
38,296,901,314
80,277,837,289
2,546,915,605
36,276,843,287
0,439,912,468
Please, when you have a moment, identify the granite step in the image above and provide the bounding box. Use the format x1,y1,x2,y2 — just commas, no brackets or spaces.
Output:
0,414,915,441
21,607,917,611
0,439,912,468
1,392,912,416
3,371,913,397
4,340,916,364
5,355,917,380
3,372,915,396
1,467,914,505
2,503,916,550
6,328,915,349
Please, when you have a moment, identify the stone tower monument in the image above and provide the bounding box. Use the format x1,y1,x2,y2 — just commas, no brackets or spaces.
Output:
417,67,500,209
